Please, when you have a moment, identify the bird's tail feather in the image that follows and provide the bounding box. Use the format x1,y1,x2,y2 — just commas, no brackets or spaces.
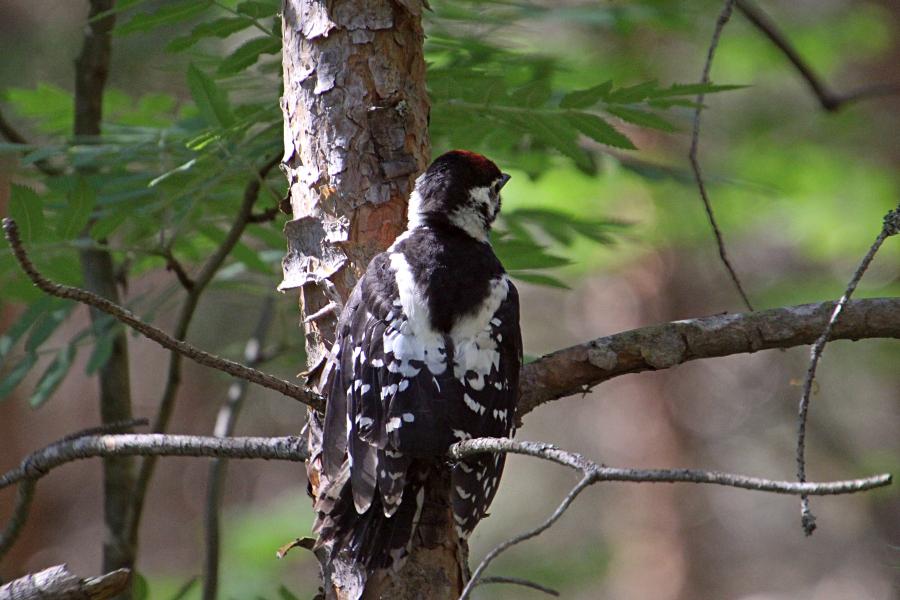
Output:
313,462,427,599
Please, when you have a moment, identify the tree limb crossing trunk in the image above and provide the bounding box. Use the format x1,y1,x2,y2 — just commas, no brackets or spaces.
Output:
280,1,457,598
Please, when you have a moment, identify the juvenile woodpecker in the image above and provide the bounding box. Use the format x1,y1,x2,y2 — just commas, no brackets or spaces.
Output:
310,150,522,591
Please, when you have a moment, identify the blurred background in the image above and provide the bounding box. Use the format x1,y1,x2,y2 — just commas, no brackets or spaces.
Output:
1,1,898,598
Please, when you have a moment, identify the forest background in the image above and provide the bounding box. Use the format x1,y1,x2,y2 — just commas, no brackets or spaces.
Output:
0,1,898,598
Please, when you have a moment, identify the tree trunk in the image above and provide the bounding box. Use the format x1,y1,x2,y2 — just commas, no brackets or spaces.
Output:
74,0,138,587
279,1,463,597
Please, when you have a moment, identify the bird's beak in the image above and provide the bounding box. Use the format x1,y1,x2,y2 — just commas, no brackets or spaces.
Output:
499,173,512,189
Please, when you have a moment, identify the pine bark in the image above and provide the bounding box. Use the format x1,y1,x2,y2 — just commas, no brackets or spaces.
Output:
279,0,464,597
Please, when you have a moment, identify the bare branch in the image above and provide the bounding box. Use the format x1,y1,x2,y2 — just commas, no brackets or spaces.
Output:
0,565,129,600
1,218,323,412
795,204,900,534
203,297,276,600
450,437,892,597
449,438,891,496
248,206,281,223
157,248,195,291
0,434,308,491
689,0,754,312
461,476,591,600
478,577,559,597
0,480,35,560
736,0,900,112
518,297,900,419
0,419,147,561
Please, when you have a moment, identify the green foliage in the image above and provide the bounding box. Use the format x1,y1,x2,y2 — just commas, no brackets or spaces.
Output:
0,0,285,406
9,185,46,242
427,31,741,176
116,0,214,36
132,571,150,600
187,63,235,128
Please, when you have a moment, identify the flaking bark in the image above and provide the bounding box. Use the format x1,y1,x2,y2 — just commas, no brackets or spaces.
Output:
279,1,458,598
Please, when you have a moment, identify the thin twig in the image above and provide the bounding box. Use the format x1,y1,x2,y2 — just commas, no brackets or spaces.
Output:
689,0,754,312
248,206,280,223
461,476,592,600
451,437,892,598
1,217,323,411
795,204,900,535
0,480,36,560
478,576,560,597
0,434,308,490
203,297,276,600
450,438,892,495
158,248,195,291
735,0,900,112
127,154,285,547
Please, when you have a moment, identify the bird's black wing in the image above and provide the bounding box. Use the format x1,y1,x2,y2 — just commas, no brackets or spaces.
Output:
450,280,522,536
316,251,460,573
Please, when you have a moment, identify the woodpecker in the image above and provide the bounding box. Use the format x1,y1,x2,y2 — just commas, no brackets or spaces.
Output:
309,150,521,594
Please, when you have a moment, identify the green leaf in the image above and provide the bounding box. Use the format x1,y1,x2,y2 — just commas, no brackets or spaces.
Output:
0,353,38,401
29,344,76,408
197,223,271,274
559,80,612,109
89,0,151,22
0,298,57,361
4,84,73,134
493,237,571,270
650,82,746,98
132,571,150,600
605,106,676,132
9,185,46,243
169,576,198,600
606,80,658,103
117,0,213,36
25,305,74,353
569,219,624,244
564,111,636,150
187,64,235,128
86,329,116,376
510,271,570,289
236,0,279,18
277,586,301,600
90,210,130,241
514,112,593,172
512,79,552,108
57,177,97,240
166,17,254,52
217,37,281,75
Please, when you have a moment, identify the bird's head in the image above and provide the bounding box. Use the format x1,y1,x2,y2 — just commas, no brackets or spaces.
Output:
407,150,511,242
